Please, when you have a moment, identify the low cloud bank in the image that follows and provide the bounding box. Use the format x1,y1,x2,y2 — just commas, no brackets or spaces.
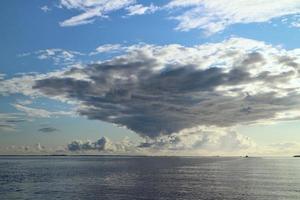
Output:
67,137,136,153
66,127,255,155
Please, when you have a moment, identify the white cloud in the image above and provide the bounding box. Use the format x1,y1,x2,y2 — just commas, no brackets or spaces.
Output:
90,43,155,55
290,21,300,28
126,4,159,16
138,126,255,155
0,73,53,98
0,65,90,101
36,49,84,65
90,44,123,55
16,99,33,106
19,49,84,66
59,0,136,27
166,0,300,35
41,5,51,12
12,103,73,118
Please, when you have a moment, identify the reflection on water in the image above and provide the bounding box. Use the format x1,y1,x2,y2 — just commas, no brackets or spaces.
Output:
1,156,300,200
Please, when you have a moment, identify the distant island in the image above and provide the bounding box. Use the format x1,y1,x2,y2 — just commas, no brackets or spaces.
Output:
293,155,300,157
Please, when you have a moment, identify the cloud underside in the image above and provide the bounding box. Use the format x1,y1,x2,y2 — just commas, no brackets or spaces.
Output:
167,0,300,34
22,37,300,138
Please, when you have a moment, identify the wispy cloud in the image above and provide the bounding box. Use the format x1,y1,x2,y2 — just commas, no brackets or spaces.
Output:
36,1,300,35
0,124,16,132
19,48,84,66
12,104,72,118
0,113,27,132
40,5,51,12
166,0,300,35
58,0,136,27
90,44,123,55
126,4,159,16
36,49,84,65
38,127,60,133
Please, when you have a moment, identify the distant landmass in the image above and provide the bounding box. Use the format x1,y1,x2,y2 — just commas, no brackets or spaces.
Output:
293,155,300,157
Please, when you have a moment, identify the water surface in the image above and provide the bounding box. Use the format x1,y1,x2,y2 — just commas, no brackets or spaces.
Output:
1,156,300,200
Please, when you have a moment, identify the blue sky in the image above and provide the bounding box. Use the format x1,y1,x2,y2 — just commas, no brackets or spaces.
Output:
2,0,300,155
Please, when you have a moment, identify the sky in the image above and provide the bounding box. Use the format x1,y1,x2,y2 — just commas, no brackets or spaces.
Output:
2,0,300,155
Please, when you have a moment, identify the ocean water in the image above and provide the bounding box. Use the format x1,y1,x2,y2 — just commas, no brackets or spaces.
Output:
0,156,300,200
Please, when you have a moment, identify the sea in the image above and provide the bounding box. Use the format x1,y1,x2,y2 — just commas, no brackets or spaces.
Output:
0,156,300,200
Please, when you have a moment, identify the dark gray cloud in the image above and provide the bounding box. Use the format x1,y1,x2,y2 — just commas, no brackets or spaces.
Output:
240,52,265,66
67,137,135,153
34,66,255,137
31,40,300,138
68,137,109,151
38,127,59,133
277,55,299,68
4,119,26,123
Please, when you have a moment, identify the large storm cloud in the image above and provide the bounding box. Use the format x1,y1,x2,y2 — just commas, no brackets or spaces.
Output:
30,38,300,138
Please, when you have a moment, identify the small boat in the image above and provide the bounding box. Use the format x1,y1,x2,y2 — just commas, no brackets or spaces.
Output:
244,155,249,158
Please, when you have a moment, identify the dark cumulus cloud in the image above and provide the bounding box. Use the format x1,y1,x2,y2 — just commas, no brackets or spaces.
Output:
32,38,300,138
38,127,59,133
67,137,135,153
68,137,108,151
